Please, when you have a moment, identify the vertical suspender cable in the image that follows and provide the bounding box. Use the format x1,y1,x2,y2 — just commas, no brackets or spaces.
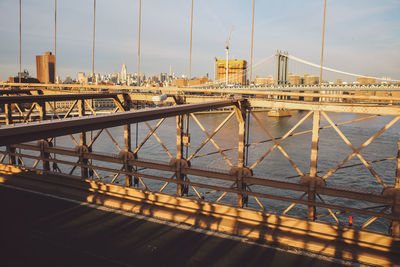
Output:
135,0,142,180
188,0,194,87
19,0,22,83
92,0,96,82
136,123,138,153
89,0,96,175
137,0,142,86
245,109,250,166
185,114,189,158
249,0,255,86
54,0,57,83
18,0,22,163
135,120,138,178
319,0,327,89
53,0,57,163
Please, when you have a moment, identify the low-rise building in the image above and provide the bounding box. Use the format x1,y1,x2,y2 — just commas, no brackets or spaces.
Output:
254,75,274,86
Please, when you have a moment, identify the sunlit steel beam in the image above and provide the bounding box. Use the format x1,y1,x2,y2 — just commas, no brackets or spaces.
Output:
0,100,240,146
0,93,119,104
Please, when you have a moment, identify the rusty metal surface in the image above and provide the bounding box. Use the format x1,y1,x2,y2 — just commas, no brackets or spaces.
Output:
0,100,240,145
2,143,396,220
1,88,399,243
249,99,400,115
3,84,400,116
0,89,40,95
0,93,120,104
1,82,400,91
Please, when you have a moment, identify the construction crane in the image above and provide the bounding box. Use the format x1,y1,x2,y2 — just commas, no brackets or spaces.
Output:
225,26,234,85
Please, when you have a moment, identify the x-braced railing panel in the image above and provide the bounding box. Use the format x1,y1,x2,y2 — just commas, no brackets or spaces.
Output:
1,99,399,236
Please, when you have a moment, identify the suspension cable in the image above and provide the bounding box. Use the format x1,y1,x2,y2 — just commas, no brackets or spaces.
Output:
54,0,57,83
137,0,142,86
288,54,400,83
319,0,327,88
249,0,255,85
19,0,22,83
188,0,194,85
91,0,96,81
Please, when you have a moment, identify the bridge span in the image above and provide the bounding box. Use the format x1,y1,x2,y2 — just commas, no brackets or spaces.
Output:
1,86,400,266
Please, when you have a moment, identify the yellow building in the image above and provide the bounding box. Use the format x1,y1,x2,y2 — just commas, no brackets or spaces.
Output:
357,77,376,84
303,74,319,85
215,59,247,85
288,73,302,85
173,78,188,87
285,73,320,85
189,77,211,86
254,75,274,86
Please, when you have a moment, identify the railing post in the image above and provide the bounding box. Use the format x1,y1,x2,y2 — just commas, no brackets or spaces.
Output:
388,135,400,236
78,100,88,178
383,186,400,237
123,95,133,187
5,103,12,125
176,114,184,196
123,124,133,187
5,103,16,164
392,194,400,237
38,140,51,171
171,97,189,197
396,135,400,189
233,100,250,207
38,101,50,170
308,111,320,220
38,101,46,121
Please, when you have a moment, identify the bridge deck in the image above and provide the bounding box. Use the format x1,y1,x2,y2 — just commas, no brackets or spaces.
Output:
1,86,400,266
0,184,345,267
1,166,399,266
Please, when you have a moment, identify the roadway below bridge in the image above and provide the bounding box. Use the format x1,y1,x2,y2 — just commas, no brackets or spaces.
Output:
0,184,350,267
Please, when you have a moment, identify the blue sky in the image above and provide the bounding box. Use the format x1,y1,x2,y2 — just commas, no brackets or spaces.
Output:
0,0,399,81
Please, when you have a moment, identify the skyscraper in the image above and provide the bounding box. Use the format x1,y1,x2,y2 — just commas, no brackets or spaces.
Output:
36,52,55,83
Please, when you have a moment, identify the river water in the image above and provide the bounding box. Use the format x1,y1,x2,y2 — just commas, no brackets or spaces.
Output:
18,111,400,233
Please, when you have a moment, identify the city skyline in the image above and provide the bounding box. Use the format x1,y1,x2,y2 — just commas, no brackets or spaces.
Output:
0,0,399,82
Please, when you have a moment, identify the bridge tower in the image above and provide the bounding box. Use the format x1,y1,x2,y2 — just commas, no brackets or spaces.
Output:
275,51,288,85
